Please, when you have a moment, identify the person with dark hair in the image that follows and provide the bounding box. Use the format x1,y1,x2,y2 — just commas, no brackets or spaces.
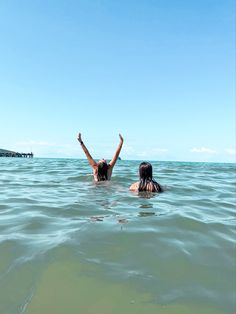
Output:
129,162,163,192
77,133,124,182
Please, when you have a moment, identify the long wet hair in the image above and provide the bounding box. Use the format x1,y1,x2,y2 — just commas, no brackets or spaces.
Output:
97,161,109,181
138,162,162,192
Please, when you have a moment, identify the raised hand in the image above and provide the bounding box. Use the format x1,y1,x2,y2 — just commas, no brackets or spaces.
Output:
77,133,82,143
119,134,124,142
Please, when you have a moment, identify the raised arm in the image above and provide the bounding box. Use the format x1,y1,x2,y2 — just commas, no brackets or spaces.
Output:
109,134,124,168
77,133,97,168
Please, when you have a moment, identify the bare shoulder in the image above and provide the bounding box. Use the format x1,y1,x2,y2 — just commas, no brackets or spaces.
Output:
129,182,139,191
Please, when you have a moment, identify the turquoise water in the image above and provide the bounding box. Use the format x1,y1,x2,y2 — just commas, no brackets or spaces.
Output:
0,158,235,314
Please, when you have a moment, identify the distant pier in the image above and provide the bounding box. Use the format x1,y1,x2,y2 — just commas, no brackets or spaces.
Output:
0,149,33,158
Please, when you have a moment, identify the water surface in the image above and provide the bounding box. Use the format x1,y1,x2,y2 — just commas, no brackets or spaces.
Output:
0,158,235,313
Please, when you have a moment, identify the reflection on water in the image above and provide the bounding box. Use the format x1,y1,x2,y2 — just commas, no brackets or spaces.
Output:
138,212,156,217
138,191,160,199
139,203,154,208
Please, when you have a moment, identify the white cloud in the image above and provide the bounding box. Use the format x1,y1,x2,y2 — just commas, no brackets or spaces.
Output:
122,144,135,155
10,140,81,158
16,140,57,147
225,148,236,156
137,151,148,157
152,148,168,154
190,147,217,154
136,148,168,159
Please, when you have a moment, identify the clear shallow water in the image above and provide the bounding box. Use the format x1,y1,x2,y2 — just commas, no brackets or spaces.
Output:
0,158,235,314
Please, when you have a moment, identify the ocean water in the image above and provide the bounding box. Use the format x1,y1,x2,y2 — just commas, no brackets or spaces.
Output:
0,158,235,314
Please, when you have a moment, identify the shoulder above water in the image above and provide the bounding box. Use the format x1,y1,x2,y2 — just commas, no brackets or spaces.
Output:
129,182,139,191
129,180,163,193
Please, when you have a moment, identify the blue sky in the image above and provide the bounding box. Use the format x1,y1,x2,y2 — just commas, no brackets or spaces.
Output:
0,0,235,162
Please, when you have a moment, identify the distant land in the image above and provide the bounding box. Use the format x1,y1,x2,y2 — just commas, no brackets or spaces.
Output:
0,148,33,158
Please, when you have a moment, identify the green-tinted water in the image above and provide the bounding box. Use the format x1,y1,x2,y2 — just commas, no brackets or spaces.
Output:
0,158,235,313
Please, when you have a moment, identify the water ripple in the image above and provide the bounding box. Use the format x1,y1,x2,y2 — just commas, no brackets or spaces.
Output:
0,158,235,313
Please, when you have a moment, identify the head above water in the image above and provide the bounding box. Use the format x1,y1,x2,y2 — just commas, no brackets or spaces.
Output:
97,159,108,181
139,162,153,180
138,161,162,192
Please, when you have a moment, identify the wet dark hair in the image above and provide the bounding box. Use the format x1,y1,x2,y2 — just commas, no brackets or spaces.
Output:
138,162,162,192
97,161,109,181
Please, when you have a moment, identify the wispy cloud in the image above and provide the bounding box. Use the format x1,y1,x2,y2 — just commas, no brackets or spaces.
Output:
16,140,57,147
122,144,135,156
152,148,168,154
225,148,236,156
190,147,217,154
12,140,81,157
136,151,148,157
136,148,168,158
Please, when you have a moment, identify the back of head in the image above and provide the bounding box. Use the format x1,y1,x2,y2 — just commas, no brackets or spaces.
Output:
97,160,108,181
138,162,162,192
139,162,153,180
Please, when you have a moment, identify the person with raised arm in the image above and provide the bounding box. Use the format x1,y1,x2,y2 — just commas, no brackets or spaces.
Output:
77,133,124,182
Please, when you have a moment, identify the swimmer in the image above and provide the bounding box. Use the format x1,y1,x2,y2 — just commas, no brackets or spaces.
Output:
130,162,163,192
77,133,124,182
